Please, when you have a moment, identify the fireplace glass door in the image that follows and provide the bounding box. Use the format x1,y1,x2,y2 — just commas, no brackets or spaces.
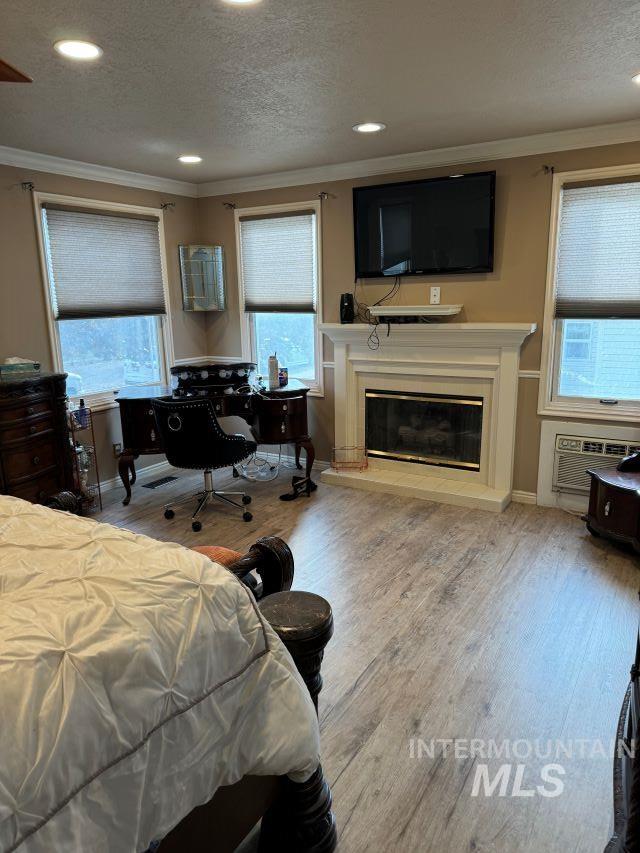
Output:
365,390,482,471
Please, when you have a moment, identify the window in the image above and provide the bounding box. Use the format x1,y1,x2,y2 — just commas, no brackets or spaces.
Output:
235,202,322,393
540,170,640,419
36,196,171,404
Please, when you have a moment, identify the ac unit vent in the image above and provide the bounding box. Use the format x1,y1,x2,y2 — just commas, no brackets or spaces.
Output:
553,434,631,495
605,443,628,456
582,441,604,454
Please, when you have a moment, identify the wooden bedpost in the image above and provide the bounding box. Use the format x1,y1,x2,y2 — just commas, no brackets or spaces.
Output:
258,591,337,852
228,536,294,598
257,765,337,853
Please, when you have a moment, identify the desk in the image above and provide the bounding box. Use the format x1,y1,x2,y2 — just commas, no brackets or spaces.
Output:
115,380,315,505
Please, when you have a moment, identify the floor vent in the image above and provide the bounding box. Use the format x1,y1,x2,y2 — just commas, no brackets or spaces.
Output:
142,476,178,490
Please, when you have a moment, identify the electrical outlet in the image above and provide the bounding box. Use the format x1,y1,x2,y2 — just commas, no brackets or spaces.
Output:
430,286,441,305
112,442,122,458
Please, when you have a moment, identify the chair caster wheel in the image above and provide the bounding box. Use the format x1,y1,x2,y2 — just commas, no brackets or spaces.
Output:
192,520,202,532
164,509,175,520
242,495,252,505
243,511,253,522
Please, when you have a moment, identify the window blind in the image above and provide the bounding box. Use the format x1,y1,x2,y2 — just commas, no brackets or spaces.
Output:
42,205,166,320
239,212,317,313
555,181,640,319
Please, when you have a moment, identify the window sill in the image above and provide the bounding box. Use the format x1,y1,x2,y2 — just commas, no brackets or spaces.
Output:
69,392,119,413
538,400,640,423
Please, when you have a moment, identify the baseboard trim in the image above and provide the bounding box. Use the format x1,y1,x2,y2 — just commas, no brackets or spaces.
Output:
100,452,330,496
256,448,330,472
511,490,537,505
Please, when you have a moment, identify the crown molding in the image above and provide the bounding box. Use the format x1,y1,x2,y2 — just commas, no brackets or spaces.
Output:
3,117,640,201
0,145,198,198
196,118,640,197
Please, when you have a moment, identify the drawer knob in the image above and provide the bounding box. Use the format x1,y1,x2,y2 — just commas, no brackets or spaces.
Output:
26,406,34,415
604,500,612,517
281,422,286,434
32,455,40,465
282,404,288,411
150,429,156,442
148,409,154,416
29,425,37,434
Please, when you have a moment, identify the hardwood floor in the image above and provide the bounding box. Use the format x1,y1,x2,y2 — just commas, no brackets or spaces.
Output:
99,465,640,853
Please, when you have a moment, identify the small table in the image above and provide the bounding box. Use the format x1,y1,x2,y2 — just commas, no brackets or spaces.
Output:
584,457,640,553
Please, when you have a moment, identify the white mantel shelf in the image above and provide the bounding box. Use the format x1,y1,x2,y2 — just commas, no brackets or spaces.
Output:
319,322,537,347
320,321,537,513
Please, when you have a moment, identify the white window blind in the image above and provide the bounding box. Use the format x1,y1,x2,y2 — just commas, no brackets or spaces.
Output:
239,212,317,313
42,205,166,320
555,181,640,319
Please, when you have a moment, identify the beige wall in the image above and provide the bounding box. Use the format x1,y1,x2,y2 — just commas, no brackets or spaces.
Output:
199,140,640,493
3,139,640,496
0,163,205,482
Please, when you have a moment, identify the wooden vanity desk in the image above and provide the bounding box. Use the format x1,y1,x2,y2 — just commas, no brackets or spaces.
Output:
116,373,315,505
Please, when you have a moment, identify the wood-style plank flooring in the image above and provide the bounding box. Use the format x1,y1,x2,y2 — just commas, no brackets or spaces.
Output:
99,464,640,853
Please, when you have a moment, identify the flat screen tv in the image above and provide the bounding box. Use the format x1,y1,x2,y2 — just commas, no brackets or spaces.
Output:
353,170,495,278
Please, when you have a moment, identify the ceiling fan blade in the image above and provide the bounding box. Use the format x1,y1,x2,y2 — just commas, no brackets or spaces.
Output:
0,58,32,83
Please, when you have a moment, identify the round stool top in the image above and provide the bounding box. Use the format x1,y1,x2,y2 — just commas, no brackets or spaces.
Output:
260,591,333,642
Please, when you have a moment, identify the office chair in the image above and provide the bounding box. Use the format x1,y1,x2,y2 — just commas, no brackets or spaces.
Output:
152,397,257,532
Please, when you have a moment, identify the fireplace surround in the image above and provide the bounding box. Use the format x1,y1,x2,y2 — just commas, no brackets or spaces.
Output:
319,322,536,512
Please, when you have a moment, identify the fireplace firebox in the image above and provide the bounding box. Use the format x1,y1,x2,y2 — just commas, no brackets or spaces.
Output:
365,390,483,471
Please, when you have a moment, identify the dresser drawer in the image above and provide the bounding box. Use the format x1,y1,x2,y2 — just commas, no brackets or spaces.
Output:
256,396,308,443
0,415,54,446
593,482,640,538
9,471,64,504
119,399,164,452
3,438,58,484
0,397,53,425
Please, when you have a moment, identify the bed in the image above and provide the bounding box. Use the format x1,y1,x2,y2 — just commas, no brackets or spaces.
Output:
0,495,335,852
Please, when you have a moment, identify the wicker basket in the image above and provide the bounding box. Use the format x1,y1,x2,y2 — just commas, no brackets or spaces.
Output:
331,446,368,472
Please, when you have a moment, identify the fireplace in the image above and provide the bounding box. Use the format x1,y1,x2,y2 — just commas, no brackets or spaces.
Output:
365,390,483,471
319,321,536,512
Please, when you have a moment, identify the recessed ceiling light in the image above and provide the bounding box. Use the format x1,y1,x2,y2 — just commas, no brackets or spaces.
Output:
352,122,386,134
633,73,640,85
54,40,102,60
178,155,202,164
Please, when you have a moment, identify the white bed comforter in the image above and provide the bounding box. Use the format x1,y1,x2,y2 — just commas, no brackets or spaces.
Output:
0,496,320,853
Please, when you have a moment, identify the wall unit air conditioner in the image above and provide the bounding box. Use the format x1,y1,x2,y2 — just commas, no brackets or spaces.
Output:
538,420,640,510
553,435,640,495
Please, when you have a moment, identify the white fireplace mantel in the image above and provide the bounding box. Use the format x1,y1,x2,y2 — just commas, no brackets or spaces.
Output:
319,322,536,512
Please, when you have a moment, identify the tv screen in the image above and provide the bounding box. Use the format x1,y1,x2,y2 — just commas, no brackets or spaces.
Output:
353,171,495,278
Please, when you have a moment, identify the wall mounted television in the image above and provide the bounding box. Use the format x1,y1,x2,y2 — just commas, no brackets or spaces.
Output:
353,170,496,278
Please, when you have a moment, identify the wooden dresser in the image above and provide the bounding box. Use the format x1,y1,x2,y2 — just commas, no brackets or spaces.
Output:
0,372,75,504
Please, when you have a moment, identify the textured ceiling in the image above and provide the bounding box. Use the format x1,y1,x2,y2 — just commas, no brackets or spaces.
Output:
1,0,639,183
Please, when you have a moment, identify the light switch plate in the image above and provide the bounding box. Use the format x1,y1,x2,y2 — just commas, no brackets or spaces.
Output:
430,286,441,305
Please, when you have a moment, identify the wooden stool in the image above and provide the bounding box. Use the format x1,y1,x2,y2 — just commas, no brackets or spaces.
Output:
259,591,333,711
